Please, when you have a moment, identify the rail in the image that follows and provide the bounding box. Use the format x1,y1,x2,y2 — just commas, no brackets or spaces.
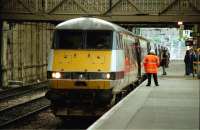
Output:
0,82,48,101
0,97,50,128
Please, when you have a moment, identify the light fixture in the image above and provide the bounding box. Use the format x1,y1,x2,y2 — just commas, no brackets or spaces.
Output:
178,21,183,25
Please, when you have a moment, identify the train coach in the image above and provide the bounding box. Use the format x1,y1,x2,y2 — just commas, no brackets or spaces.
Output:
46,17,150,118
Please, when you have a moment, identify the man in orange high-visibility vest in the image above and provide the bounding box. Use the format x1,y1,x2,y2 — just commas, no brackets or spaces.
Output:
143,50,160,86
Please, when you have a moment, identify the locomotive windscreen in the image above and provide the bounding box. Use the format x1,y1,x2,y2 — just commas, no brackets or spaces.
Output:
52,30,113,49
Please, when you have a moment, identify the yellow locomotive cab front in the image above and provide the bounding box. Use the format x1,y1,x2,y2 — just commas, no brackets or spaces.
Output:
48,50,113,90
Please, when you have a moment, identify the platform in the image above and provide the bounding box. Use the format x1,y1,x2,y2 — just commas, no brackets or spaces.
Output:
88,60,199,130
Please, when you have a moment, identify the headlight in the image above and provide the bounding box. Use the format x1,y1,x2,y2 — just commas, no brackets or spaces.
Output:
105,73,111,79
52,72,61,79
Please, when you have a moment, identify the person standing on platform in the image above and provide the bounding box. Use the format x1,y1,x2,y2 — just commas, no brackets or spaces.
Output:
184,50,191,75
160,50,168,75
143,50,160,86
190,49,197,74
166,49,170,68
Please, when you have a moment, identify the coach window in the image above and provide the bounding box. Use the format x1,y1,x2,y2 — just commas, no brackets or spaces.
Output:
116,33,120,49
118,34,123,49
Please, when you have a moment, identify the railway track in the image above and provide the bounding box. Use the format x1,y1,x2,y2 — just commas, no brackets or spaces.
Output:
0,97,50,128
0,82,49,112
0,82,48,101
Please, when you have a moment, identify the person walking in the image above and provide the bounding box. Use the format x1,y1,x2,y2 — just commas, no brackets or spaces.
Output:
143,50,160,86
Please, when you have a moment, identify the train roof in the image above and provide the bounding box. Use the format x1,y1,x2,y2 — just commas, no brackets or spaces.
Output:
56,17,127,32
56,17,150,42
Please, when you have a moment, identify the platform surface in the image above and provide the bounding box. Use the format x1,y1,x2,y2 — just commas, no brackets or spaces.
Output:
88,60,199,130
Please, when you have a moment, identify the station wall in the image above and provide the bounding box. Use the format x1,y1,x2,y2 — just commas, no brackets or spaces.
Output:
1,21,55,87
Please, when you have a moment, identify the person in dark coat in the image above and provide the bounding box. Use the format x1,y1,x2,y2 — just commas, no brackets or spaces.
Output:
190,50,197,74
184,50,191,75
160,50,168,75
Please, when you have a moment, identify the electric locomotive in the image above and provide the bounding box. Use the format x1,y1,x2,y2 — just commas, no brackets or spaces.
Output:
46,17,150,118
